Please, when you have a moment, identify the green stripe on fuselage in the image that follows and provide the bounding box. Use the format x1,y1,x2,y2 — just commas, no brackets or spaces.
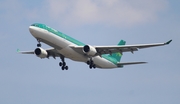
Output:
31,23,118,65
31,23,85,46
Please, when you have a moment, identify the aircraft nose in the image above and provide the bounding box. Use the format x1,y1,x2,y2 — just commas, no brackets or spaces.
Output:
29,26,39,38
29,26,34,34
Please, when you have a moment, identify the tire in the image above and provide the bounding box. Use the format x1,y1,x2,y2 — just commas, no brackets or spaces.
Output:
62,66,65,70
87,61,90,65
93,64,96,69
89,65,92,69
65,66,68,70
37,44,41,47
59,62,62,66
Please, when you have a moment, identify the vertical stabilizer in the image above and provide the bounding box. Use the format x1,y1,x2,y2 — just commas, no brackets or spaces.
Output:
118,40,126,45
111,40,126,62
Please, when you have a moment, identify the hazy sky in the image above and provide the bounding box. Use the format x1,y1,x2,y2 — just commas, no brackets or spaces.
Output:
0,0,179,104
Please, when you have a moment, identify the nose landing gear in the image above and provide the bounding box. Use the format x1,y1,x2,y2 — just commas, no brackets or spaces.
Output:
36,39,68,70
37,43,41,47
37,39,41,47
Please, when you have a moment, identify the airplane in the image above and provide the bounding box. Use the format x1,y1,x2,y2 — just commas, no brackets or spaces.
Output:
18,23,172,70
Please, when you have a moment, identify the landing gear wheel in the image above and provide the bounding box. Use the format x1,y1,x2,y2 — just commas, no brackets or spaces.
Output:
59,62,62,66
89,65,93,69
61,66,68,70
37,43,41,47
88,59,96,69
37,39,41,47
87,61,90,65
65,66,68,70
93,64,96,68
61,66,65,70
59,56,69,70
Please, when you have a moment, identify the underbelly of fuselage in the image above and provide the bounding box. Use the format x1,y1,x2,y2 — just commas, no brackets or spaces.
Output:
30,27,117,69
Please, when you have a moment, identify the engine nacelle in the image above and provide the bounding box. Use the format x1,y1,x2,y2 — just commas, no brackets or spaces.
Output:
34,47,48,58
83,45,97,56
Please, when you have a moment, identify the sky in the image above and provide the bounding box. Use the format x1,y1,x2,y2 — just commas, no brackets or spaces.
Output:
0,0,179,104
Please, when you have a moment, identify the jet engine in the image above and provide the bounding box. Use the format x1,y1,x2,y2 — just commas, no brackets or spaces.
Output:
34,47,48,58
83,45,97,56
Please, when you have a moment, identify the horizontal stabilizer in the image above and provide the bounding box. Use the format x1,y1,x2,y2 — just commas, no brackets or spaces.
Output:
117,62,147,67
17,49,34,54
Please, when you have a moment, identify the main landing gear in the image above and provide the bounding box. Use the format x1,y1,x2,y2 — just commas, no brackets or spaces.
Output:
87,58,96,69
59,56,68,70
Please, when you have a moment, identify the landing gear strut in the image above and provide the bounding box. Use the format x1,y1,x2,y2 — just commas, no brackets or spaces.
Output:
59,56,68,70
87,58,96,69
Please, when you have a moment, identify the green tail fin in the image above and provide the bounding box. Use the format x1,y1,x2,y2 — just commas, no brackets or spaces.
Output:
111,40,126,62
118,40,126,45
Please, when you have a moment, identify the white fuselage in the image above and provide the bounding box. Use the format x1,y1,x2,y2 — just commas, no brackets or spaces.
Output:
29,26,117,68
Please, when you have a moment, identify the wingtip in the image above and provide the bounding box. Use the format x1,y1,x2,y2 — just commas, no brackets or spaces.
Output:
139,62,147,64
17,49,20,52
165,40,172,45
143,62,148,64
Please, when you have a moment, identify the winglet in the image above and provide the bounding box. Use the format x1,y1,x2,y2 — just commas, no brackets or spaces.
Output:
165,40,172,45
17,49,20,53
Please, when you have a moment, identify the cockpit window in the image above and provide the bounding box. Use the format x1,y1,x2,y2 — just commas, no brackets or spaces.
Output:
31,23,39,27
31,24,36,26
31,23,46,29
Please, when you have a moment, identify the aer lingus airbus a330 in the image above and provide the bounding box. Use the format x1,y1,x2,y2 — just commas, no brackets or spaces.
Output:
18,23,172,70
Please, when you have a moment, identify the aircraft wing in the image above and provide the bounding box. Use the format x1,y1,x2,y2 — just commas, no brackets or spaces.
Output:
117,62,147,67
17,48,61,58
70,40,172,55
95,40,172,55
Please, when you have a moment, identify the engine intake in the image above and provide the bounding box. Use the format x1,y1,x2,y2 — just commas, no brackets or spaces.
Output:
83,45,97,56
34,47,48,58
